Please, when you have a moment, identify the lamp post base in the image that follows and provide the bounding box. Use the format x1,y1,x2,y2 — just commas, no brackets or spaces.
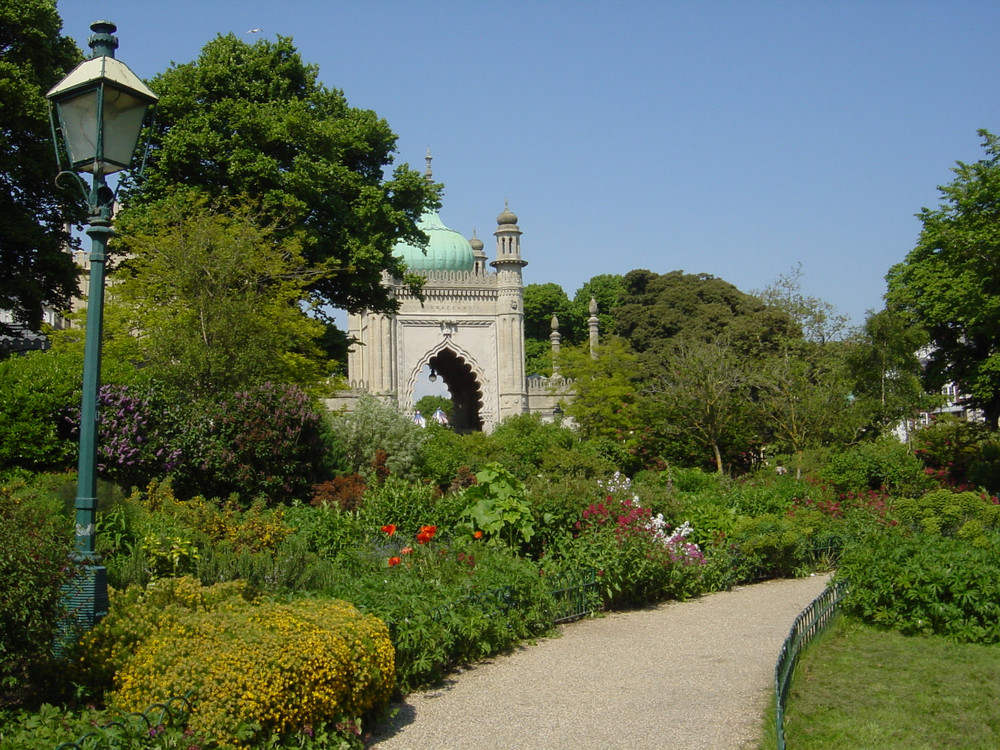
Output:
56,559,109,655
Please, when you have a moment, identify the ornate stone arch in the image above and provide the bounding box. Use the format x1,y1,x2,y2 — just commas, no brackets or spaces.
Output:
403,340,492,432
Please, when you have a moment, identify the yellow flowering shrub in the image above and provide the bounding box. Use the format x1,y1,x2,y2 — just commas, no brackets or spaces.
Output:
133,480,292,553
110,597,394,748
71,576,253,692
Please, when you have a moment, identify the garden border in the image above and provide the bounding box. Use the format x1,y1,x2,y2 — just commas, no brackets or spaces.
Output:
773,578,847,750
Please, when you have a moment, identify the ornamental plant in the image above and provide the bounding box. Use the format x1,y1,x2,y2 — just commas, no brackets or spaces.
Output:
556,473,706,607
170,383,325,503
458,463,537,549
110,598,394,748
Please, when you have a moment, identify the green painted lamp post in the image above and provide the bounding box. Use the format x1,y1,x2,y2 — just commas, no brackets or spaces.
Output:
46,21,157,634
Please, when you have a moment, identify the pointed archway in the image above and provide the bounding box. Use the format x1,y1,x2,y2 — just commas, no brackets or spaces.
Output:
428,348,483,432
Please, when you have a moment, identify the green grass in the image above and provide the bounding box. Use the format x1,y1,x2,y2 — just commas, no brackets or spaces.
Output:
774,616,1000,749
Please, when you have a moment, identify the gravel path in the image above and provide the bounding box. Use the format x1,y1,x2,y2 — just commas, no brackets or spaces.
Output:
367,574,831,750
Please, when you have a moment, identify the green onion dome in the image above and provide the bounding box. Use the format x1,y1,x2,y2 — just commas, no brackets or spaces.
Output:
393,210,475,272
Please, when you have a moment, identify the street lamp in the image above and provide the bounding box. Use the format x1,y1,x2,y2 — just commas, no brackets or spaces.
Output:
47,21,157,634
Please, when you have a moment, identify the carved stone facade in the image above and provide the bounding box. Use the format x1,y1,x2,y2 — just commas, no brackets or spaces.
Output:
345,201,541,432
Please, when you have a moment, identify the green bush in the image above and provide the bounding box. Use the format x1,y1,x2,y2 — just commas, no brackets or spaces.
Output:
820,437,933,496
911,414,998,488
893,488,1000,544
171,383,325,503
0,479,74,706
0,351,81,471
838,531,1000,644
324,396,428,481
727,510,832,581
329,538,554,692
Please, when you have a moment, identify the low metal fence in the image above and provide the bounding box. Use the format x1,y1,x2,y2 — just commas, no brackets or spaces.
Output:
547,567,599,623
54,691,194,750
774,579,847,750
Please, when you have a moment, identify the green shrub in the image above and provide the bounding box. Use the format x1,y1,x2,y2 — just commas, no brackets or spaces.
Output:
0,351,81,472
838,531,1000,644
170,383,325,503
329,538,554,692
416,428,488,491
893,488,1000,544
911,414,998,488
820,438,933,496
0,479,74,706
483,414,578,480
324,396,428,481
110,597,393,748
728,510,831,581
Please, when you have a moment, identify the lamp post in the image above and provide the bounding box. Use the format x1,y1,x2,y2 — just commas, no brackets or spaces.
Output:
47,21,157,634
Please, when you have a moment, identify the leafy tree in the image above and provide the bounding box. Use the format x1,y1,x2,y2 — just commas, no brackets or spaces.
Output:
0,1,83,338
561,338,646,443
642,336,754,473
523,282,580,342
523,283,581,375
123,33,438,316
886,130,1000,429
111,193,332,400
755,346,858,477
755,263,850,345
615,269,796,356
847,308,931,436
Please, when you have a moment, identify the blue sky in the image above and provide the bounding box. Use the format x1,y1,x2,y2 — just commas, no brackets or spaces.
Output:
59,1,1000,329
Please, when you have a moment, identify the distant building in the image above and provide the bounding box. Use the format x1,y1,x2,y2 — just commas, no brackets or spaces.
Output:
334,153,572,432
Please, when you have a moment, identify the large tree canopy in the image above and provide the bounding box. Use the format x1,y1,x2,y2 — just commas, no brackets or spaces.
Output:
0,0,83,337
615,269,798,356
122,33,438,315
886,130,1000,429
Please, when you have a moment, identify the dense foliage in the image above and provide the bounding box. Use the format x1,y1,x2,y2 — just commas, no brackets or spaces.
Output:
887,129,1000,429
123,33,438,316
0,478,74,706
0,0,83,339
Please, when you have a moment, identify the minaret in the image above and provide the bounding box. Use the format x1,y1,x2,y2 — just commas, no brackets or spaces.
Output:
491,201,528,419
589,296,600,358
550,314,561,375
469,229,487,275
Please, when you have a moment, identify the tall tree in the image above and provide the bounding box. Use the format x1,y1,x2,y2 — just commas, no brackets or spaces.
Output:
0,1,83,338
122,33,438,316
643,335,753,473
847,308,931,436
755,263,850,345
111,193,331,400
755,346,857,477
572,273,625,340
887,130,1000,429
615,269,797,356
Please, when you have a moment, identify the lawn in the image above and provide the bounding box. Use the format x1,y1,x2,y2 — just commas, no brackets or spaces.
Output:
778,617,1000,749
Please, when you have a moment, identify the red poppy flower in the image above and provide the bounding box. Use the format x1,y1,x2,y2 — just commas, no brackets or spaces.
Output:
381,524,397,536
388,556,402,567
473,530,483,539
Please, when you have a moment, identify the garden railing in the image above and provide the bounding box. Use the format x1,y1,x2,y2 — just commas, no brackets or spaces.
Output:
53,691,194,750
773,578,847,750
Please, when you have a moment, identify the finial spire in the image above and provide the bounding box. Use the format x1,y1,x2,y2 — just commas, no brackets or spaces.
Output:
425,148,433,182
